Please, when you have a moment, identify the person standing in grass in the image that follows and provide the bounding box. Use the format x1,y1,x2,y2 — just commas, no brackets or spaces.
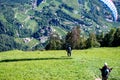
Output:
100,63,113,80
66,45,72,57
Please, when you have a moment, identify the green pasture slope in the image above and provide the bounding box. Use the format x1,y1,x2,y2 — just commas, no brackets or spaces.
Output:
0,47,120,80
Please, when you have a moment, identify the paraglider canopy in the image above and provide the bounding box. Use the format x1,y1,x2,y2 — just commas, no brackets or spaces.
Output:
99,0,118,21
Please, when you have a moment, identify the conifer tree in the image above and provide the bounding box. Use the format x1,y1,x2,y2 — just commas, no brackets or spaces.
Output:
112,28,120,47
86,33,100,48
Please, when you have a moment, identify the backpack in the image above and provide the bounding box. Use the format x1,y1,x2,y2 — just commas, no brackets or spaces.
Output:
103,68,109,77
68,47,71,51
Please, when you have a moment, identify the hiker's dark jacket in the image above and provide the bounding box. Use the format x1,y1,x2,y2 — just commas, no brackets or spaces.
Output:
100,66,111,77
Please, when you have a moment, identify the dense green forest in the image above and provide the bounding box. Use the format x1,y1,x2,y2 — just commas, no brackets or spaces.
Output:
45,27,120,50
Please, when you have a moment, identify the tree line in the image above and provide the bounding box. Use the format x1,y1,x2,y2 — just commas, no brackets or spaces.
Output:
45,27,120,50
0,26,120,52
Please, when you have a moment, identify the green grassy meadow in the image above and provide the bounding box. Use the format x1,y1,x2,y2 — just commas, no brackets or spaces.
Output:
0,47,120,80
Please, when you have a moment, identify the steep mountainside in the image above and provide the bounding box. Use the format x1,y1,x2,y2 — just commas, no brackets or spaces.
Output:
0,0,120,50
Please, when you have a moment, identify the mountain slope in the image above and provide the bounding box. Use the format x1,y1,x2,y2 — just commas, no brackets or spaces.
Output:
0,0,120,51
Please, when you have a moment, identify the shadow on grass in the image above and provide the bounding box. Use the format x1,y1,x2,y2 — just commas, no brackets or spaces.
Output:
0,57,72,63
110,78,120,80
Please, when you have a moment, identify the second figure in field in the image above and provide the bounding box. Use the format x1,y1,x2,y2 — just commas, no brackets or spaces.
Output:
66,45,72,57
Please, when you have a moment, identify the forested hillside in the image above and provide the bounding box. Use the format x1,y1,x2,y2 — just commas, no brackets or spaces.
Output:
0,0,120,51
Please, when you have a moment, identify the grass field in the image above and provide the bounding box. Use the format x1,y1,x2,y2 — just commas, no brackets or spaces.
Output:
0,47,120,80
